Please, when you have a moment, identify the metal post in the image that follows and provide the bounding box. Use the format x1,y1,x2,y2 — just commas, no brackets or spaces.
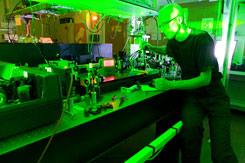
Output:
222,0,239,90
214,0,223,42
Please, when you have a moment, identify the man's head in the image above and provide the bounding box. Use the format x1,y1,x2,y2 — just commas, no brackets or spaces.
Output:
158,4,186,39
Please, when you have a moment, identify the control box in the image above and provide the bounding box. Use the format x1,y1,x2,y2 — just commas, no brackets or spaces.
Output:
0,63,62,139
99,58,116,77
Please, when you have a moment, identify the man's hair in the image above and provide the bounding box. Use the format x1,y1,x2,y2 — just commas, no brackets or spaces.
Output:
158,4,186,25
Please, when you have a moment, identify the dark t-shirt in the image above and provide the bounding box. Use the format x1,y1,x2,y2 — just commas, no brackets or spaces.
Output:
166,29,227,98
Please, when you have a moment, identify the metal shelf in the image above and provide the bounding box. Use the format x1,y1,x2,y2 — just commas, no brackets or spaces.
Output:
6,3,76,17
31,0,158,18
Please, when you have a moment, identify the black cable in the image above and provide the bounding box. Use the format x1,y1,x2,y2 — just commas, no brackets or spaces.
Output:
153,16,159,47
28,0,49,65
66,13,74,43
97,35,101,58
75,12,107,53
75,11,107,34
108,18,131,33
142,16,159,46
107,16,120,40
7,0,22,43
13,6,26,42
89,15,106,52
2,0,7,21
87,11,107,33
28,0,36,42
37,74,74,163
169,0,174,4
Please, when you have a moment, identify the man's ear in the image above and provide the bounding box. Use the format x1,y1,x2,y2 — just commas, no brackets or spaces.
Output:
177,16,183,24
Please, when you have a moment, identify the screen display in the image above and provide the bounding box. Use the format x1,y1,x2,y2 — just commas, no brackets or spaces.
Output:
103,59,115,67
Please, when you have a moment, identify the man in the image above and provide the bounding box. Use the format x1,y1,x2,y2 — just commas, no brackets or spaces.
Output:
143,4,238,163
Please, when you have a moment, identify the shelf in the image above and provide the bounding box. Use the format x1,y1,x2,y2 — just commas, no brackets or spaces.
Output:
229,70,245,76
228,70,245,111
31,0,158,18
229,70,245,81
6,3,76,17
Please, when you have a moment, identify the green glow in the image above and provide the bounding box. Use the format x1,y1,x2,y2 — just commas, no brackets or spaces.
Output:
89,63,93,69
24,71,28,78
45,67,52,72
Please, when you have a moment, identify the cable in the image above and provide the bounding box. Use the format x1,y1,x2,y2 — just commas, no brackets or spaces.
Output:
90,15,106,52
147,146,164,160
87,11,107,33
169,0,174,4
107,16,120,40
40,14,43,37
108,18,131,34
74,11,107,34
130,49,141,60
75,11,107,53
14,6,26,42
97,34,101,58
37,73,74,163
2,0,7,21
12,9,24,43
87,24,90,53
7,0,22,43
28,0,49,64
122,37,129,51
66,13,74,43
143,16,159,46
28,0,36,44
153,16,159,47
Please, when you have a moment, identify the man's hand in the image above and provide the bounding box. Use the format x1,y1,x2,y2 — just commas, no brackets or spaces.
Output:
140,41,167,54
152,78,175,92
140,40,151,50
152,68,212,91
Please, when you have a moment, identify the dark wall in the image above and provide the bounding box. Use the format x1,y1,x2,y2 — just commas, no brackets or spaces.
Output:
0,43,112,67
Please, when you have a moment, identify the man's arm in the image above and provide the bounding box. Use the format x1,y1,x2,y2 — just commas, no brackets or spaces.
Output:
153,67,212,91
148,45,167,54
141,41,167,54
172,68,212,90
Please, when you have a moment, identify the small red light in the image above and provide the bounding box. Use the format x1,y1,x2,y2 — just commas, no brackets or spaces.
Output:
104,76,115,82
